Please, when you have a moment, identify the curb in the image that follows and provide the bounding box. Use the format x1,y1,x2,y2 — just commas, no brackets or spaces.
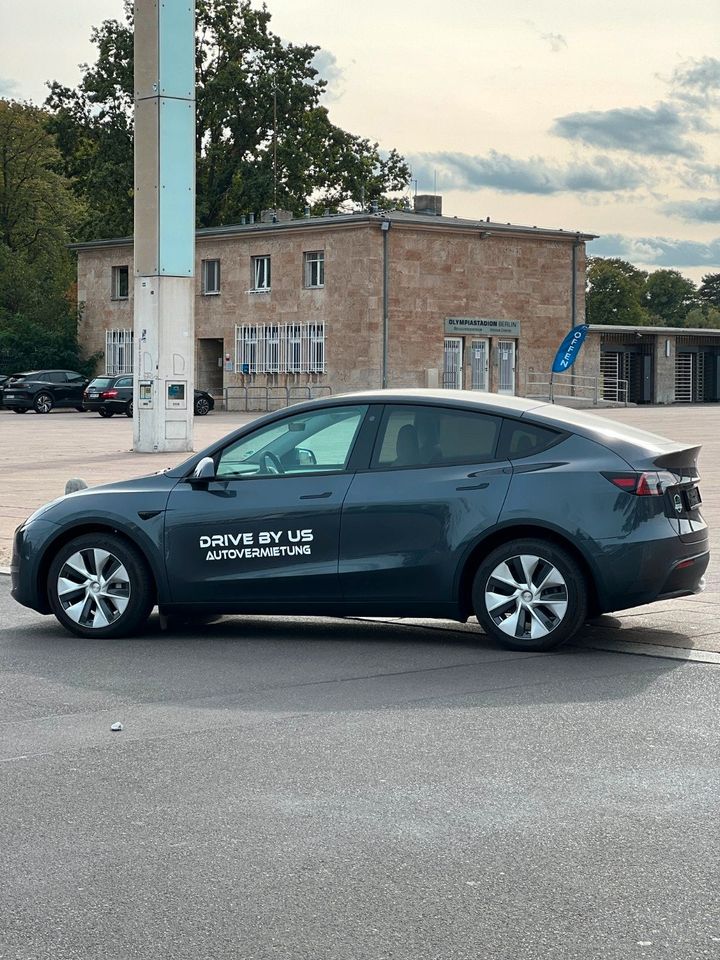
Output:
0,567,10,577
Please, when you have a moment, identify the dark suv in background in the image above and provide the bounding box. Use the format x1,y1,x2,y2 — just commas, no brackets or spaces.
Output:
83,375,215,418
2,370,88,414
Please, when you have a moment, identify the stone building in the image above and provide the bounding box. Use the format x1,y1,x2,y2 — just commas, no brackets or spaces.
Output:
72,197,595,406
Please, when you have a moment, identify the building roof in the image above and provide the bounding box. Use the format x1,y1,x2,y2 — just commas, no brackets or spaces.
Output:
589,324,720,338
69,209,597,252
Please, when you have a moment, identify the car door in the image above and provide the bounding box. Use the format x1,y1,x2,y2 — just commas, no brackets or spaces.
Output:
339,403,512,607
164,403,370,606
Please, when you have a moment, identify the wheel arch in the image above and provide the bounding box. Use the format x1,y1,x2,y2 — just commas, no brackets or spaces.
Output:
456,523,601,621
36,522,163,613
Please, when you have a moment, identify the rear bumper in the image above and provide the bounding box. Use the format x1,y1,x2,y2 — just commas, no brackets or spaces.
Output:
592,533,710,613
2,395,32,409
83,399,126,412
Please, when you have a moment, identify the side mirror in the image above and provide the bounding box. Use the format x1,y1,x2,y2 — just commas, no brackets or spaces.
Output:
189,456,215,484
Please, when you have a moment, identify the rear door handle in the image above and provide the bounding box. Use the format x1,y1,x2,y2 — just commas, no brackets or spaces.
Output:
299,491,332,500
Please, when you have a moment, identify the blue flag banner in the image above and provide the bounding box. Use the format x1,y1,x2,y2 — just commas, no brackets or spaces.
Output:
551,324,589,373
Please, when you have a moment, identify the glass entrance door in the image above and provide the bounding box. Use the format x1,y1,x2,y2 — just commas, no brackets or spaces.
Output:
443,337,463,389
470,338,489,391
497,339,516,395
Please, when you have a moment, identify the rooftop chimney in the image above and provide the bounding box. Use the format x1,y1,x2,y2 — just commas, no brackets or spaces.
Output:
413,194,442,217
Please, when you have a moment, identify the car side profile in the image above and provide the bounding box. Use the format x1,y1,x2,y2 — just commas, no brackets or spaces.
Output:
11,390,709,651
83,375,215,418
2,370,88,414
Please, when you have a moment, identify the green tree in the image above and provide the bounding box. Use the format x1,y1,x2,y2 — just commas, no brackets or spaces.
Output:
46,0,411,239
684,305,720,329
644,268,696,327
697,272,720,310
586,257,651,326
0,100,98,374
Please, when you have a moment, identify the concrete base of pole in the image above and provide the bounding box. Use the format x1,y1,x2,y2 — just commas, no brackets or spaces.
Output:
133,275,195,453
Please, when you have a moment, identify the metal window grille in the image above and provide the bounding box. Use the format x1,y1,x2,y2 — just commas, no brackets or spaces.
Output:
106,329,134,375
304,251,325,288
111,266,129,300
235,323,326,374
252,255,271,291
202,259,220,294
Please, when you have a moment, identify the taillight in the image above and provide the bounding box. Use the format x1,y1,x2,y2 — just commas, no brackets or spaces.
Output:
603,471,678,496
101,389,118,399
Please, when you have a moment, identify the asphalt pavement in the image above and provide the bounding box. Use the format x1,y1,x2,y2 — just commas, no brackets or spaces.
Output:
1,579,719,960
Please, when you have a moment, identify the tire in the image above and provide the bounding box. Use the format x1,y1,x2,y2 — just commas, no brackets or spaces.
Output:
98,408,114,418
13,407,27,414
195,396,210,416
34,393,53,414
75,406,85,413
125,400,133,418
48,533,155,638
472,538,587,652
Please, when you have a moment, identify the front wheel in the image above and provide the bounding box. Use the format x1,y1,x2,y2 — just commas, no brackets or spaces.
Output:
194,396,210,416
48,533,155,638
472,538,587,652
34,393,53,414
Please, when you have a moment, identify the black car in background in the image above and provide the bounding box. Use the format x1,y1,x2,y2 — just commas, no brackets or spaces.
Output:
2,370,88,414
83,375,215,417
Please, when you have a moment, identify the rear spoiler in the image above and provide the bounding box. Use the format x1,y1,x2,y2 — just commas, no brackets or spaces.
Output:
653,446,701,473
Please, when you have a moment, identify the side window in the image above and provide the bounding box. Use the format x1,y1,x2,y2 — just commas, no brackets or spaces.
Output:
67,373,85,384
499,420,564,459
372,405,501,469
44,371,65,383
115,377,133,388
216,405,368,478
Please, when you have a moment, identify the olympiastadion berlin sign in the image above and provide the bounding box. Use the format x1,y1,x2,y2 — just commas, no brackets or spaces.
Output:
444,317,521,337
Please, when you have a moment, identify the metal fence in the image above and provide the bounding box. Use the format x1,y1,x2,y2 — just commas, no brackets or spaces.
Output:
223,384,333,412
525,370,629,406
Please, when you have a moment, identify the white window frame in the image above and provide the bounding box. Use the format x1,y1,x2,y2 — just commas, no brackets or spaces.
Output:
105,329,134,375
251,255,271,293
234,322,326,375
202,259,221,295
111,265,129,301
304,250,325,289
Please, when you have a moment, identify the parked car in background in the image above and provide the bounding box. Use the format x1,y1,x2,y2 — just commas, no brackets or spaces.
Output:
0,375,8,406
83,375,215,417
2,371,88,414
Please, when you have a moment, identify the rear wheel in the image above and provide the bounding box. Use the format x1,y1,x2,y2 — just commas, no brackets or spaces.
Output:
48,533,155,638
195,396,211,416
472,538,587,652
125,400,133,418
13,407,27,414
34,393,53,414
75,406,85,412
98,408,114,418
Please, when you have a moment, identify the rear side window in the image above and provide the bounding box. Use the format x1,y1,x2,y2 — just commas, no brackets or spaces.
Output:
115,377,133,388
372,405,501,469
89,378,114,389
499,420,564,459
43,371,66,383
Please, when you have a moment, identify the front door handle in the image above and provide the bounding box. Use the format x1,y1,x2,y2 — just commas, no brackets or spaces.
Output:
299,491,332,500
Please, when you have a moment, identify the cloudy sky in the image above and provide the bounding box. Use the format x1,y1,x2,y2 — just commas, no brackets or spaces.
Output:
2,0,719,280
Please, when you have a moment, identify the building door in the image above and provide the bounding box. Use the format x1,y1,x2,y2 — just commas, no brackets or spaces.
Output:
196,338,224,396
675,353,694,402
497,340,516,395
443,337,463,389
470,338,489,391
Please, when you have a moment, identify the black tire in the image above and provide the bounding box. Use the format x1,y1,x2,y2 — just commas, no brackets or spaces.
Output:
34,392,53,414
125,400,133,418
98,408,114,418
195,396,211,416
472,538,587,652
48,532,155,638
75,406,85,413
13,407,27,414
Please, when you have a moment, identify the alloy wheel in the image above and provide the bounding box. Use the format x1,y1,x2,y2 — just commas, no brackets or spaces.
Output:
195,397,210,416
35,393,53,414
56,548,131,629
485,553,568,641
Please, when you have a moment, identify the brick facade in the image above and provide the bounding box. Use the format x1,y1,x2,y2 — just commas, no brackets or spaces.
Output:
73,211,591,405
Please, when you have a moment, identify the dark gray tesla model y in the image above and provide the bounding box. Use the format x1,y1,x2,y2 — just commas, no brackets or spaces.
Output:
11,390,709,651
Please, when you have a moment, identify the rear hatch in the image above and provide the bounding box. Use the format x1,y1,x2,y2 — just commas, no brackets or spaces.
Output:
522,404,706,543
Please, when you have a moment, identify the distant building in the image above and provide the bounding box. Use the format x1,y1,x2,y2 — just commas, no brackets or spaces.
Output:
72,195,595,407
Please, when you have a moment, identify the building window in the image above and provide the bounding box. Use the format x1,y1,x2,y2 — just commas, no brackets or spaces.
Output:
251,255,271,292
304,250,325,288
235,323,326,374
111,266,129,300
106,329,134,374
202,259,221,295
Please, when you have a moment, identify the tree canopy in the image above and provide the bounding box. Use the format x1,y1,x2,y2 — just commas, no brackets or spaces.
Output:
45,0,411,240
